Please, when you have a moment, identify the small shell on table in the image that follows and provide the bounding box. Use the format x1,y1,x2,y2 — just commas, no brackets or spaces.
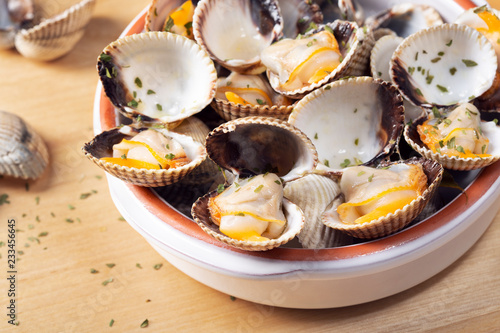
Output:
82,125,207,187
288,76,404,176
193,0,283,74
322,158,443,239
97,31,217,128
390,23,498,109
14,0,96,61
0,110,49,179
283,173,353,249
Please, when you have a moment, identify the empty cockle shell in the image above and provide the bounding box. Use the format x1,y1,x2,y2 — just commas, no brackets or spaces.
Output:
205,116,318,182
370,34,425,121
97,31,217,128
322,158,443,239
145,0,196,38
14,0,95,61
391,23,498,109
192,0,283,74
366,3,443,38
283,173,353,249
288,76,404,176
261,20,374,99
212,72,293,121
404,103,500,171
82,125,207,187
191,181,305,252
0,110,49,179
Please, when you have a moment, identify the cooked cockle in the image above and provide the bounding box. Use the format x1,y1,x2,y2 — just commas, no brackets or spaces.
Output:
417,103,490,159
101,128,190,170
261,30,342,93
216,72,289,107
208,173,286,242
322,158,443,239
83,125,207,187
336,164,427,225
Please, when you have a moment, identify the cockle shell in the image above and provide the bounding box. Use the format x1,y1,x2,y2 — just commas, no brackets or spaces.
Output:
0,110,49,179
14,0,95,61
283,173,353,249
97,31,217,128
390,23,498,109
322,158,443,239
205,116,318,183
192,0,283,74
82,125,207,187
145,0,195,33
288,76,404,176
191,190,304,251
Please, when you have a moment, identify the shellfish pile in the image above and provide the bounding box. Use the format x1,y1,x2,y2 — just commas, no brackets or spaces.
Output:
84,0,500,251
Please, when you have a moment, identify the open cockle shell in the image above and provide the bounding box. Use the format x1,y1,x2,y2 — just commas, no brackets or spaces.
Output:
283,173,353,249
263,20,375,99
145,0,195,33
404,113,500,171
366,3,443,38
322,158,444,239
82,125,207,187
212,72,293,121
205,116,318,183
192,0,282,75
277,0,322,38
390,23,498,109
14,0,95,61
98,31,217,128
0,110,49,179
191,191,304,251
288,76,404,176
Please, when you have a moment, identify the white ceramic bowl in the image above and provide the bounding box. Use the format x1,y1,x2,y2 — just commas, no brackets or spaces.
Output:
93,0,499,308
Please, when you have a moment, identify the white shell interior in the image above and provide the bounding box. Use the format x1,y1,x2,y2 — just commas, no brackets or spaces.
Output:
112,32,216,123
390,23,497,107
289,78,393,172
370,35,403,80
194,0,281,67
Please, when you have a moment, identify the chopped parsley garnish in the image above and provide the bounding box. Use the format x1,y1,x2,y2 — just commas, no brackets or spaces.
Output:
446,40,453,47
438,51,445,56
153,264,163,270
127,99,139,107
164,16,174,32
324,159,330,167
426,75,434,84
134,77,142,88
437,85,448,93
141,319,149,328
462,59,478,67
449,67,457,75
431,57,441,63
357,171,366,177
368,174,374,182
156,104,163,111
121,154,127,159
256,99,265,105
100,53,112,62
217,184,225,193
340,159,351,168
0,194,10,205
165,153,175,160
147,89,156,95
354,138,359,146
415,88,423,96
314,133,318,140
456,146,465,154
254,185,264,193
234,212,245,216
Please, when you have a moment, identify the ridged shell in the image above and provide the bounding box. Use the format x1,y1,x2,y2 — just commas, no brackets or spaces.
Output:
97,31,217,128
283,174,353,249
288,77,404,176
211,99,293,121
366,3,443,38
0,110,49,179
205,116,318,182
265,20,375,99
322,158,443,239
370,34,425,122
404,114,500,171
391,23,498,109
14,0,95,61
82,126,207,187
277,0,322,38
316,0,364,26
191,190,304,251
192,0,283,74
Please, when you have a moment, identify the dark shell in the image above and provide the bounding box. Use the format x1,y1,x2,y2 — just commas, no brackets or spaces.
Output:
205,116,318,182
277,0,323,38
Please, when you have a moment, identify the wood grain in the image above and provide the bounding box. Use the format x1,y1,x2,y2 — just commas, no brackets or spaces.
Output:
0,1,499,332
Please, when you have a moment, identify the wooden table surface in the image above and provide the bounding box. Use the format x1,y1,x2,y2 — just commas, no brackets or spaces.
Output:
1,0,499,332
